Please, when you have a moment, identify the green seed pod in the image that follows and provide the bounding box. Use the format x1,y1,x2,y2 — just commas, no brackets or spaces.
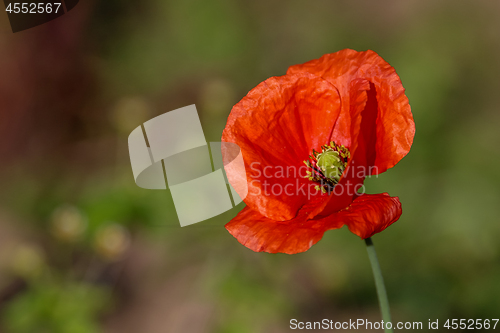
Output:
316,149,345,183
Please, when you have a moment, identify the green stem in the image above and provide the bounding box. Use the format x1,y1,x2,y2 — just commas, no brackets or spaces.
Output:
365,237,393,333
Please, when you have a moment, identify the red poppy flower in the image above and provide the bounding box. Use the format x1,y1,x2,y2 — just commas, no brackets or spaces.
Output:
222,49,414,254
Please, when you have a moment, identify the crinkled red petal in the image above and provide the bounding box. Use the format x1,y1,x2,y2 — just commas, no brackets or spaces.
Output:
225,197,343,254
222,73,342,221
225,193,401,254
339,193,402,239
287,49,415,174
308,78,376,218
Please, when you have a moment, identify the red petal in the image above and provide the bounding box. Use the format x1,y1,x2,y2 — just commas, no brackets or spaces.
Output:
288,49,415,174
222,73,342,221
338,193,402,239
225,197,344,254
307,78,376,218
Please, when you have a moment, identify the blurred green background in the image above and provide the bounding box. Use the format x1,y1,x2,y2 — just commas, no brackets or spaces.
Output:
1,0,500,332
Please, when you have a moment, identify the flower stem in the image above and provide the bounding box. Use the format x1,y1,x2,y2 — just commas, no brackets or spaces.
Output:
365,237,393,333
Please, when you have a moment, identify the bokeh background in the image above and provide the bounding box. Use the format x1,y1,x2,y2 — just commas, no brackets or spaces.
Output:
1,0,500,332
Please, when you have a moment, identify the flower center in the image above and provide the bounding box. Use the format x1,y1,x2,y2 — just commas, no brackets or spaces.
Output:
304,141,350,193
